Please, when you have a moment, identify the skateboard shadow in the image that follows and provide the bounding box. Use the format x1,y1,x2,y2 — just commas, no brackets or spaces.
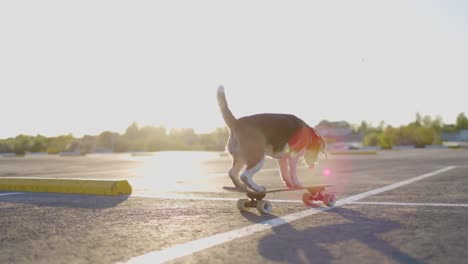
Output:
248,207,421,264
0,192,130,209
240,210,280,223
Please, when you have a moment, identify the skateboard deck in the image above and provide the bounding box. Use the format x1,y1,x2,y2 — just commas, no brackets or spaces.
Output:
223,184,335,214
223,184,331,194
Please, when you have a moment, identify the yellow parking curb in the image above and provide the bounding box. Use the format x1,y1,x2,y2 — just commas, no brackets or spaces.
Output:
0,178,132,196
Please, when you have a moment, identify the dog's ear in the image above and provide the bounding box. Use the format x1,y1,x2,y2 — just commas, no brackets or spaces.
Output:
309,127,327,160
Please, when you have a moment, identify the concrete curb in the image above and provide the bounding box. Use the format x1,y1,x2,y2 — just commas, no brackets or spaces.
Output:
0,178,132,196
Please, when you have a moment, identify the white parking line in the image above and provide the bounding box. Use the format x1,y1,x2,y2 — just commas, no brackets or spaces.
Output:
0,192,21,197
126,166,456,264
350,201,468,207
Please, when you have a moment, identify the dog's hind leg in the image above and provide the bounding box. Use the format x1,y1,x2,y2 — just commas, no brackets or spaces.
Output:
237,130,267,192
229,157,247,190
241,158,266,192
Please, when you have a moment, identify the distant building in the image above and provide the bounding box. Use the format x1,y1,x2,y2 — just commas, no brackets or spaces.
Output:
315,120,360,142
441,129,468,142
462,130,468,141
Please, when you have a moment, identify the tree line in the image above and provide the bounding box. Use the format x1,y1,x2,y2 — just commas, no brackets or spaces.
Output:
361,112,468,149
0,113,467,155
0,123,229,155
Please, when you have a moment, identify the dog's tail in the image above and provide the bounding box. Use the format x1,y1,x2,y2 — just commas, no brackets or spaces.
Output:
217,85,237,129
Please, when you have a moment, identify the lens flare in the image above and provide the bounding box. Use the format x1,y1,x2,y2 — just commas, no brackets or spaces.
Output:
322,168,332,177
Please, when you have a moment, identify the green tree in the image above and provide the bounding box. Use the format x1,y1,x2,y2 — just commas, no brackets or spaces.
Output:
198,127,229,150
124,122,140,140
358,121,368,134
113,136,129,152
46,134,74,154
96,131,116,151
456,112,468,130
80,135,97,153
377,133,393,149
363,132,379,146
31,135,46,152
168,128,198,150
412,126,435,147
13,135,33,155
422,115,432,128
0,138,14,153
431,116,443,131
378,121,386,132
415,112,422,126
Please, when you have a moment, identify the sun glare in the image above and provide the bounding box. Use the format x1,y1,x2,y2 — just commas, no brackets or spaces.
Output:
128,151,221,193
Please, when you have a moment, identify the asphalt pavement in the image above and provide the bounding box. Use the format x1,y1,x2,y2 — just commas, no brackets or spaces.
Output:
1,149,467,263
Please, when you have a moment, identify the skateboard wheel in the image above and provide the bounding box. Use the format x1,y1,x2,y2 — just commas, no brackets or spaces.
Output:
323,194,336,207
302,193,314,206
256,200,272,214
237,199,250,211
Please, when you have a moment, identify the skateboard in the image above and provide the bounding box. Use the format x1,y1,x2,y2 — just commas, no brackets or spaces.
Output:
223,184,335,214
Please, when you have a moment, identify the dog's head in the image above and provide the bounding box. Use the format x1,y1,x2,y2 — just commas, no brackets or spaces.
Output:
304,130,327,168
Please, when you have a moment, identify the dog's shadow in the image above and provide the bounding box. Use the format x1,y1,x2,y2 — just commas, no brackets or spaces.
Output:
241,207,420,264
0,192,129,209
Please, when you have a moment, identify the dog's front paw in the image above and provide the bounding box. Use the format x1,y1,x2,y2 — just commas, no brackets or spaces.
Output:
283,181,294,188
292,181,304,189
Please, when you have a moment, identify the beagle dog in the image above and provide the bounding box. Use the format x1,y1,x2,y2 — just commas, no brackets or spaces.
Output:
217,85,327,192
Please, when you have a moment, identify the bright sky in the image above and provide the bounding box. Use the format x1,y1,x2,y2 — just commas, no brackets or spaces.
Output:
1,1,467,138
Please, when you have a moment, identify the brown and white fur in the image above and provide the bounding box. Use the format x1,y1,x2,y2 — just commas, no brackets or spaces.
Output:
217,85,327,192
